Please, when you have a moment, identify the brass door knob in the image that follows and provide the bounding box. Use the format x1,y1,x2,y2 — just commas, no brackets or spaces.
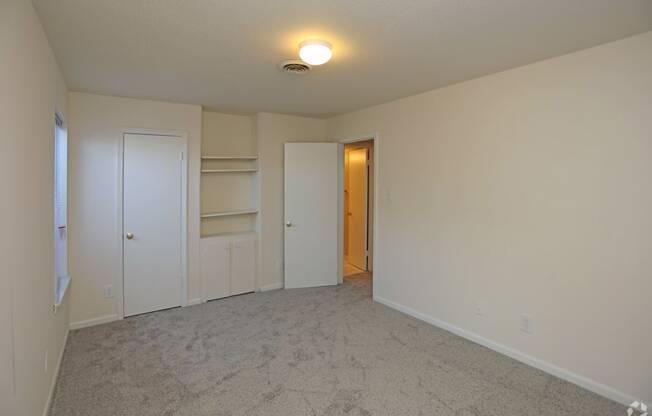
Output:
126,232,134,240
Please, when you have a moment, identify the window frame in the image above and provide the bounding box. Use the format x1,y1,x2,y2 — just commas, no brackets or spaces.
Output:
54,113,70,308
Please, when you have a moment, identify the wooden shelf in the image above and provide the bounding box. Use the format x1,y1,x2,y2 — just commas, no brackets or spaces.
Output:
201,209,259,219
201,155,258,160
201,230,257,239
201,168,258,173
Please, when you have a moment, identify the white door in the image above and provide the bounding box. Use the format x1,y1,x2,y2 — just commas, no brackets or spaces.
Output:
123,133,184,316
284,143,339,289
347,148,368,270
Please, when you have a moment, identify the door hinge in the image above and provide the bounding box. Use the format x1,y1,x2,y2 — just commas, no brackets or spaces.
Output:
180,152,184,161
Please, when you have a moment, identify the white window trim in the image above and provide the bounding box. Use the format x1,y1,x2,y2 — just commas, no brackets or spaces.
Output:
53,113,70,312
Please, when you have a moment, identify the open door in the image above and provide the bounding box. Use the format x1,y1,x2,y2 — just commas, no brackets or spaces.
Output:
284,143,339,289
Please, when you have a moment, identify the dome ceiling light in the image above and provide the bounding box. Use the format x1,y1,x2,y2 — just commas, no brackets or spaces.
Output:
298,40,332,66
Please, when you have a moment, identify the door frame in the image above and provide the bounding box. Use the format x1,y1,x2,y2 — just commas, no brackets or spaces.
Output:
337,133,379,289
117,128,188,320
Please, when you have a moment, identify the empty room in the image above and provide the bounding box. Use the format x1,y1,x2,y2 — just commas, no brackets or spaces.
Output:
2,0,651,415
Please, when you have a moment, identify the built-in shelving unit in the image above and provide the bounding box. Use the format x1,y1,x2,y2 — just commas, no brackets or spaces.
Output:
200,111,260,299
200,111,259,238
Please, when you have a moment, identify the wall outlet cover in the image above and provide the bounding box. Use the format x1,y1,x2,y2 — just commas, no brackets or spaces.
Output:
520,314,534,335
103,285,113,298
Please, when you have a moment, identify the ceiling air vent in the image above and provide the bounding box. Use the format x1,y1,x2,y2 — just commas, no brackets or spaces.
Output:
279,60,311,74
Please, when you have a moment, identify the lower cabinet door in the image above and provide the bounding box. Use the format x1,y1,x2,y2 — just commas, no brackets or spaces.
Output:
201,237,230,301
230,237,256,295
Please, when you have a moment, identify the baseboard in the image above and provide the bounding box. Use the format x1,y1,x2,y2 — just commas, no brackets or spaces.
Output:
259,282,284,292
42,327,69,416
373,295,636,406
69,314,119,330
187,298,202,306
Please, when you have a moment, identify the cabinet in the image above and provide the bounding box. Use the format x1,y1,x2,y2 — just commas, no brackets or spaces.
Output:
200,233,256,301
230,237,256,295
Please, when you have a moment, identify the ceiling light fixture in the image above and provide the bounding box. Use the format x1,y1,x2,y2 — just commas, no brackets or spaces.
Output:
299,40,332,66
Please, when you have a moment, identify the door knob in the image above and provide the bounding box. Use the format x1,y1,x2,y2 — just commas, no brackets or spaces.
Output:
285,221,292,227
126,232,134,240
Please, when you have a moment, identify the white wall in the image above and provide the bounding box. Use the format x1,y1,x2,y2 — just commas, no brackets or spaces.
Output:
0,1,70,415
256,113,329,290
68,93,202,326
329,32,652,404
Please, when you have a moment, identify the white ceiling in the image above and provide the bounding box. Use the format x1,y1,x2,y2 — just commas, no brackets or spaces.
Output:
33,0,652,117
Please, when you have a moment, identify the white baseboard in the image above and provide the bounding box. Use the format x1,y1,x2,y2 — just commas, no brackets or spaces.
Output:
187,298,202,306
70,299,205,330
373,295,635,406
69,314,119,330
43,328,69,416
259,282,284,292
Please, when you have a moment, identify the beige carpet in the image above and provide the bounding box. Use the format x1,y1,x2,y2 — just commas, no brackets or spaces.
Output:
50,275,622,415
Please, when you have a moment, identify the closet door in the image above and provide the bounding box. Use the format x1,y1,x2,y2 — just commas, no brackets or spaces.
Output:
230,237,256,295
201,238,230,301
123,133,184,316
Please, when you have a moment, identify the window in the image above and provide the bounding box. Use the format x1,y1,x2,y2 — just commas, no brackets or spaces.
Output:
54,114,69,307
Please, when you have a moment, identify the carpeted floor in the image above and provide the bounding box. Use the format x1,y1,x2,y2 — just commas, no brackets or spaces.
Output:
50,274,622,415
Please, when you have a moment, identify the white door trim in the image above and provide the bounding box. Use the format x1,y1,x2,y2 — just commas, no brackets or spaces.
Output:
117,128,188,320
337,133,379,289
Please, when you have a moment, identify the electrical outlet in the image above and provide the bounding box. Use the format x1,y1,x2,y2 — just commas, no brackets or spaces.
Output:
44,350,48,374
103,285,113,299
475,305,484,317
520,314,534,335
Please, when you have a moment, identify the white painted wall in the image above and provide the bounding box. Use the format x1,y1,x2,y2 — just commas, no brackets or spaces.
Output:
329,32,652,404
68,93,202,326
256,113,329,290
0,1,70,415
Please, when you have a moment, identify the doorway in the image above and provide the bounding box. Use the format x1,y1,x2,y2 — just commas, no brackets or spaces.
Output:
122,132,187,317
343,140,374,280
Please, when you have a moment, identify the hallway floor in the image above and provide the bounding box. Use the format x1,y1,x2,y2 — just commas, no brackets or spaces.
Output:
344,261,366,277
